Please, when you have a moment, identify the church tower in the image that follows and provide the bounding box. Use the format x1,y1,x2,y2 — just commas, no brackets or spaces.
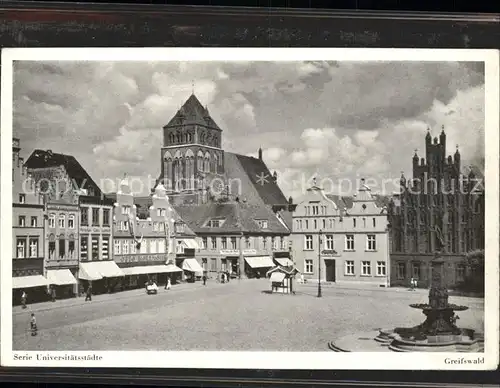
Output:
160,94,225,193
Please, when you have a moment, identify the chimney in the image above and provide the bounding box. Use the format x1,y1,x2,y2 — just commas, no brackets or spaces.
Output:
258,147,263,160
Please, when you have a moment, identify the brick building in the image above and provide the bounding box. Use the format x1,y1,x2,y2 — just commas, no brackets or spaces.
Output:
292,178,390,286
387,127,485,288
12,138,47,304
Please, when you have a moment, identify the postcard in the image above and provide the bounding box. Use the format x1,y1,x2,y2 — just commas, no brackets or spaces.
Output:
1,47,498,369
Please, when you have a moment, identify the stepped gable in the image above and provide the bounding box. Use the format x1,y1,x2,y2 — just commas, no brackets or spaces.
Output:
326,194,389,209
164,93,221,130
133,196,153,219
225,152,288,207
25,149,102,196
174,201,289,235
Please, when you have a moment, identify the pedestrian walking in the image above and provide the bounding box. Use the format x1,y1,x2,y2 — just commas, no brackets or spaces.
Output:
50,286,57,302
21,290,27,309
202,274,207,286
85,285,92,301
30,313,37,336
410,277,415,291
165,277,171,290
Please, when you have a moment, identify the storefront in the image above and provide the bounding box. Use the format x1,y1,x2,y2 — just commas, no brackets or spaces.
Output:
181,258,204,282
273,251,294,267
46,268,78,299
121,263,183,289
244,256,275,278
78,260,124,295
12,275,50,305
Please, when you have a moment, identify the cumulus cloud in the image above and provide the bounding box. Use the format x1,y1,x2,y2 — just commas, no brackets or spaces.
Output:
12,59,484,198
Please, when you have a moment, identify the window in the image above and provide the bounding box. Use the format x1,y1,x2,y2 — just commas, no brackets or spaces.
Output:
281,237,286,250
92,208,100,226
122,240,129,254
150,240,157,254
372,218,376,227
376,261,386,276
345,235,354,251
366,235,376,251
261,237,267,250
246,237,251,249
305,219,309,229
122,205,131,215
456,264,466,282
322,219,326,229
201,237,208,249
314,219,317,229
91,235,99,260
102,236,109,259
80,236,88,260
68,214,75,229
221,237,227,249
58,214,65,228
271,237,277,250
49,241,56,258
412,263,420,279
305,235,313,250
325,235,334,250
121,221,129,231
361,261,371,276
312,206,319,215
256,219,268,229
130,240,137,254
305,259,313,274
221,258,227,271
29,238,38,258
329,218,335,229
210,258,217,272
59,238,65,258
230,237,237,250
207,219,224,228
210,237,217,250
16,238,26,258
153,222,159,232
19,194,26,204
345,260,354,275
140,240,147,254
363,218,366,228
69,240,75,256
31,216,37,227
103,209,110,226
81,208,88,226
49,214,56,228
353,218,357,228
18,216,25,227
158,239,165,253
175,222,185,234
397,262,406,280
159,223,165,232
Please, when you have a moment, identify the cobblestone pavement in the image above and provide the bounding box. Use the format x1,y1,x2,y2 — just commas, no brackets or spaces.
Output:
12,279,484,351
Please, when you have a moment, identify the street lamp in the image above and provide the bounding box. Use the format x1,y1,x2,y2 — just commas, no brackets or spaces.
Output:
318,229,322,298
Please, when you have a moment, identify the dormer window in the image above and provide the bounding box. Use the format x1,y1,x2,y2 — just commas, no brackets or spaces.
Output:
256,219,268,229
175,221,185,234
206,218,225,228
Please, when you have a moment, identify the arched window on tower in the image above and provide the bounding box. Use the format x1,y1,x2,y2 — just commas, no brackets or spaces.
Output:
204,152,211,173
210,153,216,173
176,132,181,144
164,151,173,190
174,150,182,191
200,132,205,145
214,154,219,173
169,133,174,145
197,150,204,173
185,149,194,190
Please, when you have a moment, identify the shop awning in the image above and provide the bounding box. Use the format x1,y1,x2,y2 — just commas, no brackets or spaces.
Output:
182,258,204,273
47,269,77,286
179,239,199,250
12,275,49,289
245,256,274,268
79,261,124,281
121,264,183,276
275,258,294,267
270,272,286,282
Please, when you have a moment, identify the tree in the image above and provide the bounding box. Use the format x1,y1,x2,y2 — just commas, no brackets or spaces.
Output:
458,249,485,294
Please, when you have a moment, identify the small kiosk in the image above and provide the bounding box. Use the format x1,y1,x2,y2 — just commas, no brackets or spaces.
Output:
266,265,299,294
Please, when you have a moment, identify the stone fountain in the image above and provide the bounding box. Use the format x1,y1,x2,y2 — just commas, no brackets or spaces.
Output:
374,254,484,352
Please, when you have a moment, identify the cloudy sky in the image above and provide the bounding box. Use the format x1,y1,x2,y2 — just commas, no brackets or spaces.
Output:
13,60,484,198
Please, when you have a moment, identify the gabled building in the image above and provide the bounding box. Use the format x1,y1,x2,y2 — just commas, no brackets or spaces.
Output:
292,178,390,286
175,197,291,279
12,138,47,304
387,127,485,288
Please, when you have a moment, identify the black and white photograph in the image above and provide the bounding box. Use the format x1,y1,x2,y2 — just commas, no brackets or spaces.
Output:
1,48,498,369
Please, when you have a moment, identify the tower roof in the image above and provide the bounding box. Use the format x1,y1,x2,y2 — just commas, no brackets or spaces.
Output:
163,93,221,131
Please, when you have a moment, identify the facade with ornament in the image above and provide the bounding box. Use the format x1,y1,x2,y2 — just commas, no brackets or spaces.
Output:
387,127,485,289
291,178,390,286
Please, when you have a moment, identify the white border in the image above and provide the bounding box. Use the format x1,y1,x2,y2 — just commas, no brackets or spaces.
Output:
1,48,499,370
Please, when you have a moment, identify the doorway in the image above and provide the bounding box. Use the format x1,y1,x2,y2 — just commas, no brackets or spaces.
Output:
325,259,336,282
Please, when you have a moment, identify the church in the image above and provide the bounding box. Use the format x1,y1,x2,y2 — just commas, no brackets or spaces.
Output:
387,127,485,289
153,93,295,278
